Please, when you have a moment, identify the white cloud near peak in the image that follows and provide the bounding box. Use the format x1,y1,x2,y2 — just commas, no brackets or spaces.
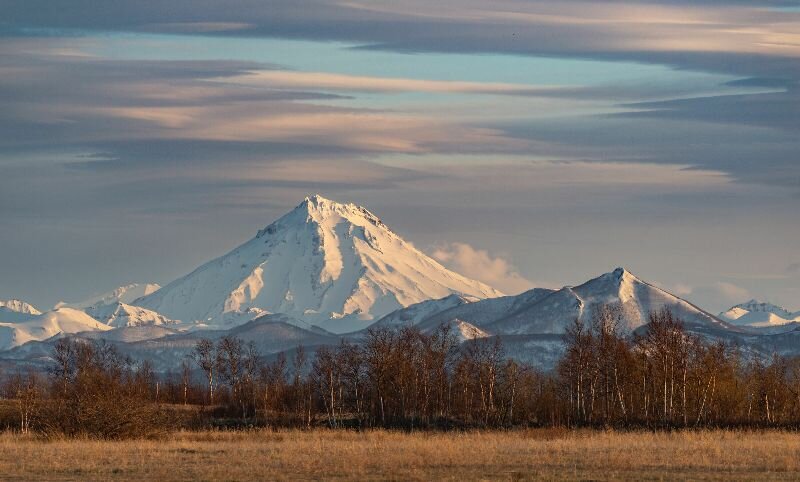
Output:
431,242,535,295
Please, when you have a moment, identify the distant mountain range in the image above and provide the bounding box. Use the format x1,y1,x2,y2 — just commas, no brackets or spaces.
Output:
1,195,798,371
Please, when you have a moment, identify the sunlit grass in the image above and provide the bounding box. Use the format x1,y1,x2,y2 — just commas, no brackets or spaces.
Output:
1,429,800,480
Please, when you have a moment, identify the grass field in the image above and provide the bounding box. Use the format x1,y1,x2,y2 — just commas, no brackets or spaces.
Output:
2,429,800,480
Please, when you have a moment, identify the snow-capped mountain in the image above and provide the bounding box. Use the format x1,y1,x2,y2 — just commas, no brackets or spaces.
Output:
85,302,178,328
0,307,111,351
0,266,790,373
358,268,739,369
56,283,161,310
134,195,502,333
486,268,729,335
719,300,800,327
373,268,728,337
0,299,41,316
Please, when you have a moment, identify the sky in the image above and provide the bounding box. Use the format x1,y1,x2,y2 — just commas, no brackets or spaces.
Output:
0,0,798,313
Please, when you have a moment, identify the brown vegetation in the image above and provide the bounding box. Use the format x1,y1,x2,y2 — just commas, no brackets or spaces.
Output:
1,428,800,480
2,306,800,438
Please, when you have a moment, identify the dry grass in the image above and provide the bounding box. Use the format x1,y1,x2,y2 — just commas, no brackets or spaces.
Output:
1,428,800,480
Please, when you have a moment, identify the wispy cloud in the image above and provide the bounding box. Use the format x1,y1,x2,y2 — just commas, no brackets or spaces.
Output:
141,22,255,33
229,70,564,96
432,242,535,294
2,0,799,309
685,282,752,312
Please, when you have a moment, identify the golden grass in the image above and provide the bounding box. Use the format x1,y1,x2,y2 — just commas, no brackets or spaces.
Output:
1,428,800,480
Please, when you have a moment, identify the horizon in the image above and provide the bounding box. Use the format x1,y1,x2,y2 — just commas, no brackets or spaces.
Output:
1,1,799,314
10,192,797,318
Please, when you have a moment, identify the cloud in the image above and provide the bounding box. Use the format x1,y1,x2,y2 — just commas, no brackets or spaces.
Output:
712,282,751,302
788,263,800,274
431,242,535,294
3,14,800,190
230,70,565,96
496,114,800,189
617,89,800,133
683,281,752,312
1,0,799,308
141,22,255,33
0,42,530,159
668,283,693,297
4,1,800,76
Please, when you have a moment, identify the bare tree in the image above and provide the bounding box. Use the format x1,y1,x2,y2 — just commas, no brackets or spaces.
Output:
191,339,216,405
5,371,40,434
51,338,76,396
180,361,192,406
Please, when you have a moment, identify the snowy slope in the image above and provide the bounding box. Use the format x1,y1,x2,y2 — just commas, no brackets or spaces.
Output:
719,300,800,327
416,288,556,332
85,302,178,328
437,319,491,342
367,268,728,338
488,268,730,335
135,195,502,333
0,307,111,350
80,325,182,343
380,268,727,337
363,289,554,336
0,299,41,315
56,283,161,310
369,294,479,330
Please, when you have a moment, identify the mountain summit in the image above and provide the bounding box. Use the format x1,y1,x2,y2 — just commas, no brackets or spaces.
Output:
135,195,503,332
719,299,800,326
376,267,728,336
483,267,728,334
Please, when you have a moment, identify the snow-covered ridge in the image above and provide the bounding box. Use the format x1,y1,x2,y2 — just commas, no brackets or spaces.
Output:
0,299,41,315
488,267,731,335
369,267,730,337
134,195,503,333
86,302,178,328
0,307,111,351
719,299,800,327
369,294,479,330
56,283,161,310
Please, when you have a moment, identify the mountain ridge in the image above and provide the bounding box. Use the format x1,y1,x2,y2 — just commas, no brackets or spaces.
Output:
719,299,800,327
0,299,41,316
368,267,732,337
134,195,503,333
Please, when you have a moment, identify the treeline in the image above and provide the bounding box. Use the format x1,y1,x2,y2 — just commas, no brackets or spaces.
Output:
184,325,538,429
558,306,800,428
3,306,800,437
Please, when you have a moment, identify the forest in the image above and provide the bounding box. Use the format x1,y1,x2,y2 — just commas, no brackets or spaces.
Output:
3,306,800,438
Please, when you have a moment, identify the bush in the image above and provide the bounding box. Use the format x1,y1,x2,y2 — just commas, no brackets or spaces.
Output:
38,339,171,439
